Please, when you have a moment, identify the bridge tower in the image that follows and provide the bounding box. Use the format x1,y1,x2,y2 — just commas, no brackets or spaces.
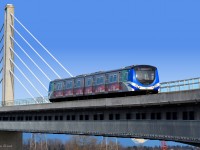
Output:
0,4,22,150
2,4,14,106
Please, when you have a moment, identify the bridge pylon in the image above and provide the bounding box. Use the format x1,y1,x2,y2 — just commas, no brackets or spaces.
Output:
0,4,22,150
2,4,14,106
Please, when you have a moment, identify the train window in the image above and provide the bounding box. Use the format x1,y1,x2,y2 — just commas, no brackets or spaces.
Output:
44,116,47,121
66,80,73,89
56,82,63,91
87,80,91,86
77,80,81,88
100,76,104,84
97,77,100,85
96,75,105,85
55,116,58,120
88,79,91,86
75,78,83,88
49,82,54,92
108,73,118,83
113,74,118,82
60,116,63,121
135,66,156,85
85,77,92,87
109,75,113,83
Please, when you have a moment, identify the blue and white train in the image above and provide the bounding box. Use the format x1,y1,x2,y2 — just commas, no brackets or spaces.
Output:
48,65,160,102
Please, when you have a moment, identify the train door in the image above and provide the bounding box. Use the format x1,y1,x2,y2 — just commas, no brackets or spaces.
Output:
120,70,129,91
54,81,64,98
63,79,74,97
74,78,84,96
94,74,106,94
107,72,120,92
84,76,93,95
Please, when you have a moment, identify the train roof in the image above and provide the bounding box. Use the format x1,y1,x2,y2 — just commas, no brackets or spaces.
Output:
51,64,156,82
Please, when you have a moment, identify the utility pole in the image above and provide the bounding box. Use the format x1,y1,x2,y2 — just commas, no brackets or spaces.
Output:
2,4,14,106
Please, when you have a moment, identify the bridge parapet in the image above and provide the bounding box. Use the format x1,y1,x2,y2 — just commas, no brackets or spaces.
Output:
0,97,49,106
160,77,200,93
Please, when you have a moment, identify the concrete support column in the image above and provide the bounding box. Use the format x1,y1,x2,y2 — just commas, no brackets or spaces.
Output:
0,131,22,150
2,4,14,106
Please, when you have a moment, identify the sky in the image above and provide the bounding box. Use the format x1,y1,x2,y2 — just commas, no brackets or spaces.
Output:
0,0,200,147
0,0,200,98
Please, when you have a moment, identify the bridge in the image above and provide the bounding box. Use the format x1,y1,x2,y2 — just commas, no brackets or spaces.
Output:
0,4,200,150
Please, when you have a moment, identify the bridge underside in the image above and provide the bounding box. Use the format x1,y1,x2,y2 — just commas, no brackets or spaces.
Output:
0,120,199,146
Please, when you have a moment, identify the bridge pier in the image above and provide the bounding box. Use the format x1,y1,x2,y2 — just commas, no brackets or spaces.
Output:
0,131,22,150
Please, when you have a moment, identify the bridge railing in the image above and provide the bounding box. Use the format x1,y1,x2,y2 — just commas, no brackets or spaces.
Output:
160,77,200,93
0,97,50,106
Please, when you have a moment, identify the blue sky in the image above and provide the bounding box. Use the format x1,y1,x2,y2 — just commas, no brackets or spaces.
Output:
0,0,200,147
0,0,200,99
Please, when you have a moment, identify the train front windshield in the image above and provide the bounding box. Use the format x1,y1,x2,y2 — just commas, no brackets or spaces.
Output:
134,66,156,85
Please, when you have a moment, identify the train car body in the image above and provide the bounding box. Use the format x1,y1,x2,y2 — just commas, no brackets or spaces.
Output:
48,65,160,102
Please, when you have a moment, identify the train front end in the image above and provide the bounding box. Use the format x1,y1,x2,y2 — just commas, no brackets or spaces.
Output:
129,65,160,93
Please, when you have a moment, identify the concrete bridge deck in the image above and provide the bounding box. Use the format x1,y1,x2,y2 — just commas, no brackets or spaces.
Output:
0,89,199,112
